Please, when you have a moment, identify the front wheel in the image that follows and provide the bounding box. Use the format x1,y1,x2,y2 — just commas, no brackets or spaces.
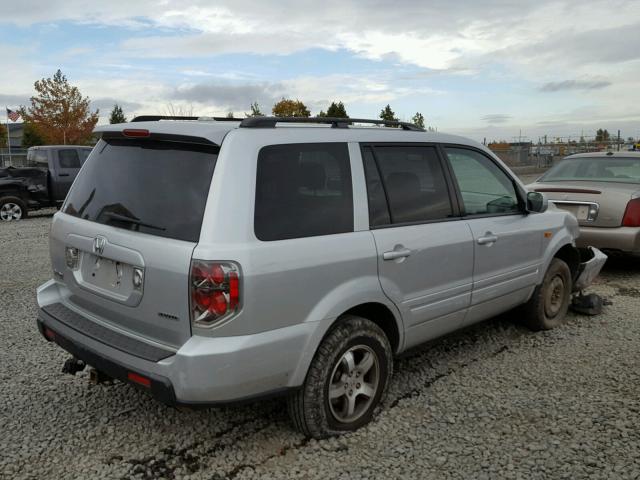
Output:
0,196,27,221
287,315,393,438
521,258,572,330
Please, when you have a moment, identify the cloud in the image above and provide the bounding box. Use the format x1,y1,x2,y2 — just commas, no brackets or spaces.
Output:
482,114,512,124
89,98,143,113
539,80,612,92
0,94,30,107
3,0,639,74
171,83,283,111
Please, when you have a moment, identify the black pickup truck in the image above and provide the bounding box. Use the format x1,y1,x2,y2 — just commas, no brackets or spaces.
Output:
0,145,92,221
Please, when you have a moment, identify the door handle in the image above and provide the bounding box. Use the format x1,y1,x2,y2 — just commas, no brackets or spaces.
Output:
58,173,70,177
477,233,499,245
383,248,412,261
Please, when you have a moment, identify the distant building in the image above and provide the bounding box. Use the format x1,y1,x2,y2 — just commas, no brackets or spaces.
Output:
5,122,24,149
488,141,532,165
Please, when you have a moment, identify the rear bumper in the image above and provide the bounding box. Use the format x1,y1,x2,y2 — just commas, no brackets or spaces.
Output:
37,281,320,404
577,226,640,254
37,313,177,405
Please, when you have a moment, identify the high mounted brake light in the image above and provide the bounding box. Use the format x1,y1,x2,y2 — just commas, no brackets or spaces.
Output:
190,261,241,328
122,128,150,138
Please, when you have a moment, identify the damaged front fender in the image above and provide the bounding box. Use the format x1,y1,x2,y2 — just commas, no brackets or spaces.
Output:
574,247,608,292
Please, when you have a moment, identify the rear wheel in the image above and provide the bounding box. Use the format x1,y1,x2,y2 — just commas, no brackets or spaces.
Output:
0,197,27,221
521,258,572,330
288,315,392,438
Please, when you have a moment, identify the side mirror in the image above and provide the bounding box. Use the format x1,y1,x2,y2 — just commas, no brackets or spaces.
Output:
527,191,548,213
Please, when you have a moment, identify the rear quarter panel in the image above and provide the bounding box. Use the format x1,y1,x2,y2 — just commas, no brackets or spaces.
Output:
193,130,402,340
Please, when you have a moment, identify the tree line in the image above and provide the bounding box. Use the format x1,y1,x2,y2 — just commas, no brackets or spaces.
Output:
10,69,433,148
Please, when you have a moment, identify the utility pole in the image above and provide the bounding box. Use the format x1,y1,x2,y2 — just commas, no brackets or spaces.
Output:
617,129,621,151
5,108,12,167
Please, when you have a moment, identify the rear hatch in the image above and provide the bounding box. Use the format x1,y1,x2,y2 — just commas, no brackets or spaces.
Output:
49,132,219,348
529,180,639,227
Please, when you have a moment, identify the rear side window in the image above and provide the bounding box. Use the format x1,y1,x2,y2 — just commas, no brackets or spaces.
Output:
364,145,453,225
58,149,81,169
63,138,218,242
79,149,91,164
254,143,353,241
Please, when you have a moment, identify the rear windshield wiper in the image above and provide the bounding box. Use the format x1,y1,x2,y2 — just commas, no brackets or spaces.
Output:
103,211,166,231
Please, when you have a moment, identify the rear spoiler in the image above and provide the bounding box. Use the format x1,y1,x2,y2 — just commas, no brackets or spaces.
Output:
99,130,219,147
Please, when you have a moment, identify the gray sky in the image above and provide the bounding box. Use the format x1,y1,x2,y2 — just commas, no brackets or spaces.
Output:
2,0,639,141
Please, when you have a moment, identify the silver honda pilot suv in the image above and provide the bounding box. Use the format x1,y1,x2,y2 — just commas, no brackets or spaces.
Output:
36,116,603,438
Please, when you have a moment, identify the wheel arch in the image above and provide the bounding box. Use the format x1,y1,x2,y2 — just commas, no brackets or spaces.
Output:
288,299,404,389
553,243,581,282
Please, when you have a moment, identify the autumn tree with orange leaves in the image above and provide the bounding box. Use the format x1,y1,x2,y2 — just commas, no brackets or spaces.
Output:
20,70,99,145
272,98,310,117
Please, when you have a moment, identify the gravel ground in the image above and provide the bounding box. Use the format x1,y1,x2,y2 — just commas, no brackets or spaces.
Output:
1,209,639,480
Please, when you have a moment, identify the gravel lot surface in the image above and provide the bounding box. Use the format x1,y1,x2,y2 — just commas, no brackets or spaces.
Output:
1,208,639,480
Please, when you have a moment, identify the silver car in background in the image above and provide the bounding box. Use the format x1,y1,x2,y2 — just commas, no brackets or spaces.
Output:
528,152,640,256
36,116,603,438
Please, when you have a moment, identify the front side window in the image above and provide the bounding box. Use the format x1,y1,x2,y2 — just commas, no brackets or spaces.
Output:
364,145,453,225
58,149,81,169
445,147,521,216
254,143,353,241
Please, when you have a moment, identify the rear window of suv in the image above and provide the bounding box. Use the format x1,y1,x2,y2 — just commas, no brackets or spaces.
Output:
63,138,218,242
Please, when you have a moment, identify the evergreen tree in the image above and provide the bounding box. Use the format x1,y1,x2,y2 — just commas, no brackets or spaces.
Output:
379,104,398,122
325,101,348,118
109,104,127,124
21,122,47,148
412,112,425,129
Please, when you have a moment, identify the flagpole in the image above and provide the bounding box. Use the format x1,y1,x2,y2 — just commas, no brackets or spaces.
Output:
5,107,11,167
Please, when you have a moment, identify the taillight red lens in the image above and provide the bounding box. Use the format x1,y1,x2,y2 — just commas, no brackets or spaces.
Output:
622,198,640,227
190,261,241,327
210,291,228,315
228,272,239,309
211,264,225,285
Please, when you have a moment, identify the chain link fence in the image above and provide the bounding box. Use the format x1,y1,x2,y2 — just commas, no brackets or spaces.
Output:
0,149,29,167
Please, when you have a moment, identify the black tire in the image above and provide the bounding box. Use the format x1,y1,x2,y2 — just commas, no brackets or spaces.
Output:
0,196,27,221
521,258,572,331
288,315,393,439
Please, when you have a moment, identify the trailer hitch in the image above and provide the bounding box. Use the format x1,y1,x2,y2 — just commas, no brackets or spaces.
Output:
61,357,86,376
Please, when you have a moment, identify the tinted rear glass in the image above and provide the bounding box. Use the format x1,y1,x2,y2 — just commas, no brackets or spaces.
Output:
254,143,353,241
540,157,640,184
372,145,453,224
63,138,218,242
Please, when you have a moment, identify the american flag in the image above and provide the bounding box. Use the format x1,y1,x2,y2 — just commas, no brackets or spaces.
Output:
6,108,20,122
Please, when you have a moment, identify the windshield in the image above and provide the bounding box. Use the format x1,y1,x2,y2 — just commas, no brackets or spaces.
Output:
63,138,218,242
540,157,640,184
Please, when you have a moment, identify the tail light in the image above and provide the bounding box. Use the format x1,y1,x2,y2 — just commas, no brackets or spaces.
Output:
622,198,640,227
190,260,241,327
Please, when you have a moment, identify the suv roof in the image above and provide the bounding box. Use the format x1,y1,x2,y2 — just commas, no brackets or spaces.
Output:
93,116,481,149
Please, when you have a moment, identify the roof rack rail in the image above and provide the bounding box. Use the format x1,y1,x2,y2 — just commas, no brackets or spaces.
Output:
239,116,424,131
131,115,241,122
